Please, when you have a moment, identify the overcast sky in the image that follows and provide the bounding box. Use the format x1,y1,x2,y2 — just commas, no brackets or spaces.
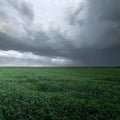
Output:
0,0,120,66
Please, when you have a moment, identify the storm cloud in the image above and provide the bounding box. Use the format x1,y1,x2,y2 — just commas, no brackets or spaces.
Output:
0,0,120,66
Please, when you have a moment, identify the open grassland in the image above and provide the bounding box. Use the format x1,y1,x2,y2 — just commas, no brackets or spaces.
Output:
0,67,120,120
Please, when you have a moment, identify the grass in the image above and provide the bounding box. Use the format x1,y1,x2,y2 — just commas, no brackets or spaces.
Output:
0,67,120,120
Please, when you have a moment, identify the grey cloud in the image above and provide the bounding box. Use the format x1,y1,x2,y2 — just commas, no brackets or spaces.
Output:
65,0,120,66
67,3,83,25
0,32,52,56
0,50,72,66
6,0,34,22
0,31,69,58
0,0,120,66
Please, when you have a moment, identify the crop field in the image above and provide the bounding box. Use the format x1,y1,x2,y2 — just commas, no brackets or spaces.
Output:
0,67,120,120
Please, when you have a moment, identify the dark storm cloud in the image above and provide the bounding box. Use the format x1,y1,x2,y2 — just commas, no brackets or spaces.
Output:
0,32,29,51
0,0,120,66
65,0,120,66
0,29,71,59
0,31,56,56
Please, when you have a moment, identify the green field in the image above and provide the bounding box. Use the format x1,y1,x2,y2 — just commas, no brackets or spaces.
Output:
0,67,120,120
